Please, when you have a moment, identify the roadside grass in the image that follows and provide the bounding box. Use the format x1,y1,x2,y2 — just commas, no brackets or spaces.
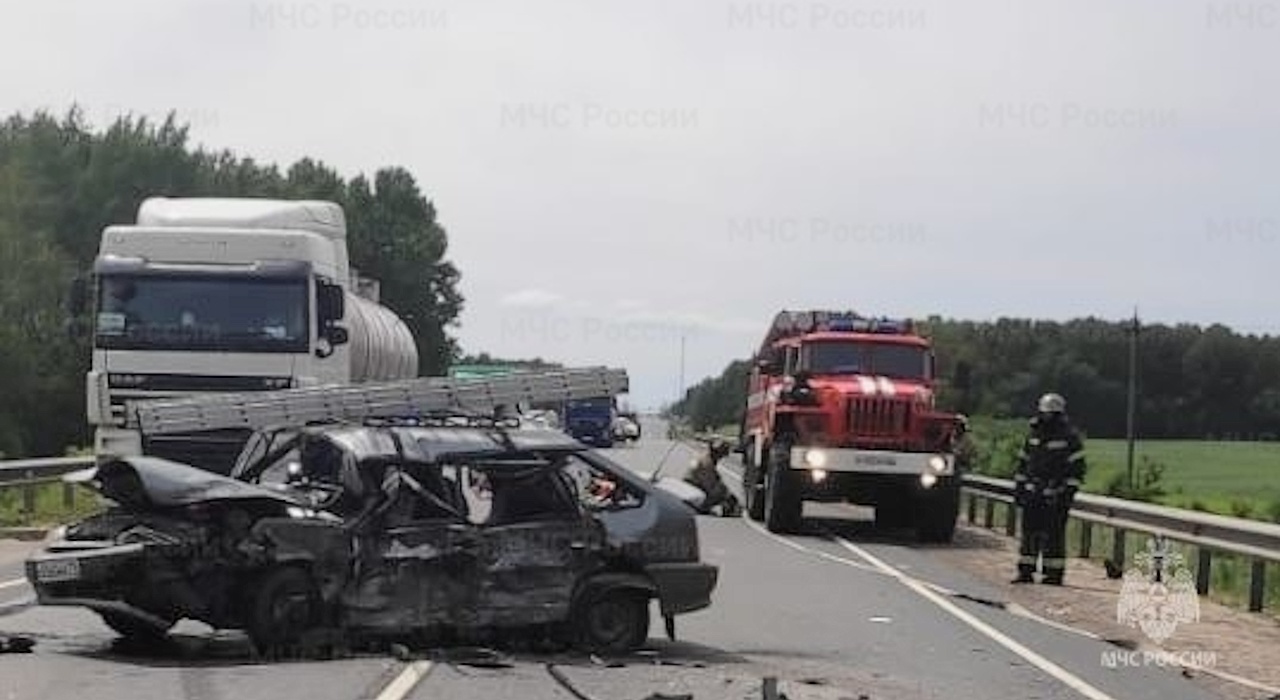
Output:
1085,439,1280,521
0,482,102,528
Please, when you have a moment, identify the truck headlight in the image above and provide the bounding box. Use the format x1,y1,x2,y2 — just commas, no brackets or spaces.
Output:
920,472,939,488
810,468,828,483
928,455,948,472
804,449,828,469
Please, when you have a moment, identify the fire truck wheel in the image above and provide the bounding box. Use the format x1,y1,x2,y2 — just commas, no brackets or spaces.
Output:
743,461,766,521
764,441,802,533
915,479,960,543
875,496,913,529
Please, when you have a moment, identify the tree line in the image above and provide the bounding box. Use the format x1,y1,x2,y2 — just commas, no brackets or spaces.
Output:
0,109,462,458
668,317,1280,440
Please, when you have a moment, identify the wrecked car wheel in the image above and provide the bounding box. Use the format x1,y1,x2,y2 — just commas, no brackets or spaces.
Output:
247,567,321,654
573,590,649,653
100,612,172,646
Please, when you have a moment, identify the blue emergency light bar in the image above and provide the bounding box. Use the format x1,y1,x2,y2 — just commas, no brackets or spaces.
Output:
764,310,916,348
813,311,914,334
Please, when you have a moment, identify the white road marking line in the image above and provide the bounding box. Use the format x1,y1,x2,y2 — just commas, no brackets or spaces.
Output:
741,518,883,575
0,578,27,590
828,533,1119,700
375,661,433,700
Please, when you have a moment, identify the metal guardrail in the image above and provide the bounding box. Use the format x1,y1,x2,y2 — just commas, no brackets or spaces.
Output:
0,457,95,526
961,474,1280,613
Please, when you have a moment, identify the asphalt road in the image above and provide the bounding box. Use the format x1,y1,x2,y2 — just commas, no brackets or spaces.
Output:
0,422,1229,700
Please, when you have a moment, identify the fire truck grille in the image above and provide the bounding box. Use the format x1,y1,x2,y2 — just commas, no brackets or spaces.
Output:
848,398,911,438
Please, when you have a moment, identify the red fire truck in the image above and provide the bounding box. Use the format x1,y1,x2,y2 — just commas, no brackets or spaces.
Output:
739,310,964,540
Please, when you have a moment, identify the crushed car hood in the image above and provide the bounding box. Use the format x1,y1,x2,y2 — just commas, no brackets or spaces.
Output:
68,456,301,509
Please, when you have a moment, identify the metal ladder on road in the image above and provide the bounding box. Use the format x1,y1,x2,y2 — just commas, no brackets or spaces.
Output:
125,367,629,437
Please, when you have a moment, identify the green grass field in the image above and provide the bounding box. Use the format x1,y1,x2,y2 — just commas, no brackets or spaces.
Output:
1085,439,1280,519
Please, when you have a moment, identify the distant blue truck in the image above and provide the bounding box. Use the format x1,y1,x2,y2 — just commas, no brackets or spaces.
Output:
564,397,616,447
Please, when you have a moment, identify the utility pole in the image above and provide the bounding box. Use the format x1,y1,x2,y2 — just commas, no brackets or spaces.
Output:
678,333,687,400
1125,309,1140,492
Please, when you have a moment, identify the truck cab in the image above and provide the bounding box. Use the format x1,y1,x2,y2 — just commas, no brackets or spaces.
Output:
740,311,963,540
87,198,417,472
564,397,617,448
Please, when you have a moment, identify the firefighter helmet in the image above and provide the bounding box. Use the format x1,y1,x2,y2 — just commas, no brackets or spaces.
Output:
1037,393,1066,414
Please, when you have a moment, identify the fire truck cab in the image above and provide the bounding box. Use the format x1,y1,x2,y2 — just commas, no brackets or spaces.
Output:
739,311,963,540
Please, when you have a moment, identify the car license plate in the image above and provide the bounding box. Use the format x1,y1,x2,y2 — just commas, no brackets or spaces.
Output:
35,558,81,582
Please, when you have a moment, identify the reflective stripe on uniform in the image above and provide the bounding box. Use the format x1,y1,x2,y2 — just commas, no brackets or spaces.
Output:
1045,439,1069,449
1068,450,1085,463
1042,558,1067,568
1018,555,1038,565
1066,478,1081,487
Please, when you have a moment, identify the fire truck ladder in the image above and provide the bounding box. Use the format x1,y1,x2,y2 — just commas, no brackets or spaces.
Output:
125,367,629,437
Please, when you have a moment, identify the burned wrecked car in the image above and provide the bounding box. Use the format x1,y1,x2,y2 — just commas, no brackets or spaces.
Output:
26,418,717,653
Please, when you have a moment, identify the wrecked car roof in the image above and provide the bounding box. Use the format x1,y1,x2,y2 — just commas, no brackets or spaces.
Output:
69,456,301,508
313,425,587,463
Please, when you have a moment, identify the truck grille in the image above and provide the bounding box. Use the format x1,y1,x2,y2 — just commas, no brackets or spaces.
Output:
848,398,911,437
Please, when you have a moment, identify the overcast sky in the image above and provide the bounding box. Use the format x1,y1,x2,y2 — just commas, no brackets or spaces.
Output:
3,0,1277,408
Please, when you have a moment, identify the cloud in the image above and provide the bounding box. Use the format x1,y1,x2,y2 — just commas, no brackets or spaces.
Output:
498,288,563,309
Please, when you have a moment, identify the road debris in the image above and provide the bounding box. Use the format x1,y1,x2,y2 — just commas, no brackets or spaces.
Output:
0,635,35,653
762,676,785,700
590,653,627,668
546,663,597,700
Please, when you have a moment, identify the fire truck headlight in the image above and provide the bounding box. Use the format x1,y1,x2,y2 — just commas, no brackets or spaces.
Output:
804,449,828,469
920,472,939,488
810,469,828,483
928,455,948,472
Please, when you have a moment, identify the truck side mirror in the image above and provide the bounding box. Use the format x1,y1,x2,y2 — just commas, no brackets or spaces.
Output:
317,283,345,324
326,325,350,347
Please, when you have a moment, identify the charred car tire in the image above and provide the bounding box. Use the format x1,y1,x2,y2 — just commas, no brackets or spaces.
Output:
247,567,322,653
100,612,172,646
764,441,802,533
915,479,961,543
573,589,650,653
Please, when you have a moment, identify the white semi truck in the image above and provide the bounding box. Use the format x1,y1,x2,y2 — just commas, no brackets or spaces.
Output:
86,197,419,471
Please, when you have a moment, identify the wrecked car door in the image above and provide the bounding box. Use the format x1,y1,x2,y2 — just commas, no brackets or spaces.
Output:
467,461,603,626
343,462,476,631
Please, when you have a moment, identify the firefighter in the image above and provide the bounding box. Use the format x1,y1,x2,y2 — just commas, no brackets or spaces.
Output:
953,414,977,472
684,439,741,516
1012,393,1086,585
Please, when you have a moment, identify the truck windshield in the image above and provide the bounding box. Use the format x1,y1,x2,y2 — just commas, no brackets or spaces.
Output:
94,275,309,352
566,398,613,416
805,341,929,380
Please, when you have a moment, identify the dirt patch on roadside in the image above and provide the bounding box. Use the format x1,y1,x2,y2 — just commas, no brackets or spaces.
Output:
937,525,1280,700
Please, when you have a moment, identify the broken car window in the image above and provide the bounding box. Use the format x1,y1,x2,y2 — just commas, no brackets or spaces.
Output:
560,455,643,511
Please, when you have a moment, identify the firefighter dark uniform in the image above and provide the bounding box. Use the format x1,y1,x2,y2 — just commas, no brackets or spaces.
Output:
1013,394,1086,585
